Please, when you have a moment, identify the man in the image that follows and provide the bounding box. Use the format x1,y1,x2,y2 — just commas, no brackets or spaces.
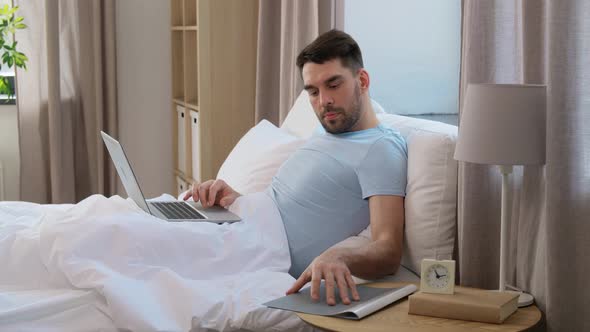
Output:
184,30,407,306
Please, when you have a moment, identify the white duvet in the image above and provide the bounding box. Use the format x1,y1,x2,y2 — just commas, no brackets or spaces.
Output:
0,192,315,332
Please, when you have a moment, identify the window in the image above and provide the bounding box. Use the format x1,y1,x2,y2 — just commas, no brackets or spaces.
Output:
345,0,461,117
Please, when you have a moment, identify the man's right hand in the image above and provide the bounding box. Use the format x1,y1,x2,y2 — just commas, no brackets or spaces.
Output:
182,179,241,208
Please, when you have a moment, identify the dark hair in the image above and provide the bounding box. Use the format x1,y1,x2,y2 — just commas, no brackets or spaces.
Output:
296,29,364,74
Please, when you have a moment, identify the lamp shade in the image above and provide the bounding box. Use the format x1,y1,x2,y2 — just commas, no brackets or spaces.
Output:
454,84,546,165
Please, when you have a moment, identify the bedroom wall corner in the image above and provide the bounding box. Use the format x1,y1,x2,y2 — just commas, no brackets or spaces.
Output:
115,0,174,198
0,104,20,201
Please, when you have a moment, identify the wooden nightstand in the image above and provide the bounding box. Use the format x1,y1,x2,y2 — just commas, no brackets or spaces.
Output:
297,282,541,332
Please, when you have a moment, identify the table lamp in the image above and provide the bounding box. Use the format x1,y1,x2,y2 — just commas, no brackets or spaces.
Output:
454,83,546,307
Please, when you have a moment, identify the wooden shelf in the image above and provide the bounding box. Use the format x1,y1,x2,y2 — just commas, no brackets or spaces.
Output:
174,168,188,178
171,31,184,100
170,0,258,194
183,30,199,109
171,0,183,26
174,98,198,112
185,101,199,111
171,26,198,31
184,0,197,26
174,169,196,186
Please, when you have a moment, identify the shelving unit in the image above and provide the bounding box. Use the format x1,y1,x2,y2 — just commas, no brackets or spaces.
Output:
170,0,258,195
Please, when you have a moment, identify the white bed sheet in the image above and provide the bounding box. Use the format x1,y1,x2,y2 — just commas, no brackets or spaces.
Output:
0,193,316,332
0,287,115,331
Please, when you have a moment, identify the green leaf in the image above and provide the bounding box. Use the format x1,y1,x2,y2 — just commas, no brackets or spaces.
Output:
0,4,28,73
0,77,10,96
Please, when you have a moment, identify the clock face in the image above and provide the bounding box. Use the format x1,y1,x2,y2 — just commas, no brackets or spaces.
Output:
420,259,455,294
425,263,450,289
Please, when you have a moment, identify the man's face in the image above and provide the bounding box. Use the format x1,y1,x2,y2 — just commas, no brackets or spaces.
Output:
302,59,363,134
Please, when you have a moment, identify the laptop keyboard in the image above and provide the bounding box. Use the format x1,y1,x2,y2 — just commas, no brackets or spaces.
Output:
151,202,206,220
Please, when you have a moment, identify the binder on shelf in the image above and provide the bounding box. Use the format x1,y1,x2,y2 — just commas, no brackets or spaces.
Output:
176,105,187,175
189,110,200,182
176,176,188,197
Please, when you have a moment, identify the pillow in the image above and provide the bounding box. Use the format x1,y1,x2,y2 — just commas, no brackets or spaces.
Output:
216,120,306,195
281,90,386,139
358,113,458,275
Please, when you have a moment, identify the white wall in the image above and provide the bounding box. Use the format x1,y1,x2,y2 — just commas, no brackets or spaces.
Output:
116,1,174,198
0,105,20,201
0,0,19,201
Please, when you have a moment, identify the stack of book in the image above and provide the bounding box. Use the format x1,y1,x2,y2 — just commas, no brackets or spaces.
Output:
408,287,520,324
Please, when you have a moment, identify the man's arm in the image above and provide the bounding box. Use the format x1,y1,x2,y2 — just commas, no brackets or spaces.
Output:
287,195,404,305
328,195,404,279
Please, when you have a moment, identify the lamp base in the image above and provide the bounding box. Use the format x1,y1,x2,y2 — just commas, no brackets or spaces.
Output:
510,291,534,307
490,290,534,307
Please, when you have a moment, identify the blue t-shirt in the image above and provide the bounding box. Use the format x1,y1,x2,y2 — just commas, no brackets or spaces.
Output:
267,123,408,277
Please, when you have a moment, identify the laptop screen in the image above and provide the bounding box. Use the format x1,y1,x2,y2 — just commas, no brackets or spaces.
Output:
101,131,152,214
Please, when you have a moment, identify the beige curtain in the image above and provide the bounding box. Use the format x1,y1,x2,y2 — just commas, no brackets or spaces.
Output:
255,0,344,125
15,0,117,203
458,1,590,331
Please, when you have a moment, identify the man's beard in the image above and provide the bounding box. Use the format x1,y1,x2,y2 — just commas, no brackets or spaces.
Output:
320,85,362,134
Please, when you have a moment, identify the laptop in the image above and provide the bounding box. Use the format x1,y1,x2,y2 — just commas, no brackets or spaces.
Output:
101,131,241,224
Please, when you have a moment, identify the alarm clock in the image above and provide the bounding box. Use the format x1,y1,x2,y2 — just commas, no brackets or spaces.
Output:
420,259,456,295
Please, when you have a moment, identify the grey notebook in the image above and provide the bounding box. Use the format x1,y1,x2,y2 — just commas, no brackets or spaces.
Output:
263,283,417,320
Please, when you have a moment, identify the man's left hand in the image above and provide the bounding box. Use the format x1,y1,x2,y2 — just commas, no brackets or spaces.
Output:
285,253,360,306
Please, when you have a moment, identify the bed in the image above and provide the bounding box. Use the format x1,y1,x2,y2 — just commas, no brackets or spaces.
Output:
0,91,458,332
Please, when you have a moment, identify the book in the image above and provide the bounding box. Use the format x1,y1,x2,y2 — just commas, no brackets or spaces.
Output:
263,283,417,320
408,287,519,324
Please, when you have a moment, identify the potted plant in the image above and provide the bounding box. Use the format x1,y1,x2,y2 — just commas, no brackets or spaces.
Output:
0,4,27,103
